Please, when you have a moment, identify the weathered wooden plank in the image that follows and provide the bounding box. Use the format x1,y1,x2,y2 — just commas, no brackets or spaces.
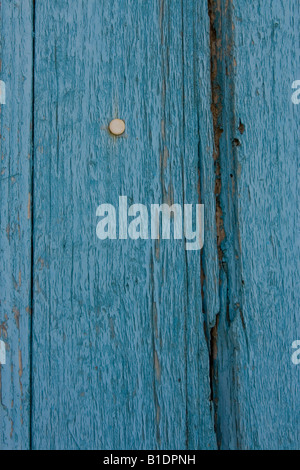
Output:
0,0,33,450
211,0,300,450
32,0,218,450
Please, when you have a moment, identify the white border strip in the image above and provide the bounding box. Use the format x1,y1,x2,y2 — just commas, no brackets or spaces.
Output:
0,340,6,365
0,80,6,105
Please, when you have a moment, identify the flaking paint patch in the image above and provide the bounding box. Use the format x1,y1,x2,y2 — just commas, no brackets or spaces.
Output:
13,307,20,330
18,350,23,396
0,322,8,340
6,224,10,241
154,350,161,382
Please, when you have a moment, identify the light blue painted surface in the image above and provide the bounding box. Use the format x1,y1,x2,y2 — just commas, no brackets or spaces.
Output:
212,0,300,450
0,0,33,450
0,0,299,450
31,0,217,450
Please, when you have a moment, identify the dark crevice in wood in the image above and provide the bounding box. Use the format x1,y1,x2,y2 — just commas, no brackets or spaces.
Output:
209,313,219,437
208,0,246,450
208,0,224,449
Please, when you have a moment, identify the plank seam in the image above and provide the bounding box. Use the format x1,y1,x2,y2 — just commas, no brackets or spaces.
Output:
180,0,190,451
207,0,224,449
208,0,250,450
29,0,36,451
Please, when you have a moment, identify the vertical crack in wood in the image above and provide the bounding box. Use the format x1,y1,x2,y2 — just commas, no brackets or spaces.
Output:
180,0,190,451
150,250,161,449
208,0,224,448
208,0,247,449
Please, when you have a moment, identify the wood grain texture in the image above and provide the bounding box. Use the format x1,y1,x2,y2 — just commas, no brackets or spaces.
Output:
0,0,33,450
1,0,299,451
211,0,300,450
31,0,218,450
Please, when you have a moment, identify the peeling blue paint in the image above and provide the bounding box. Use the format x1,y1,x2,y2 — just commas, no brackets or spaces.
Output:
0,0,299,451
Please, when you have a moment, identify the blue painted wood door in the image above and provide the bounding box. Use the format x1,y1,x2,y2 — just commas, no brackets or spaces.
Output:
0,0,299,450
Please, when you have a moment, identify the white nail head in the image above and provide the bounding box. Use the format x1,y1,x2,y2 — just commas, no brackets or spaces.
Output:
109,119,125,136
